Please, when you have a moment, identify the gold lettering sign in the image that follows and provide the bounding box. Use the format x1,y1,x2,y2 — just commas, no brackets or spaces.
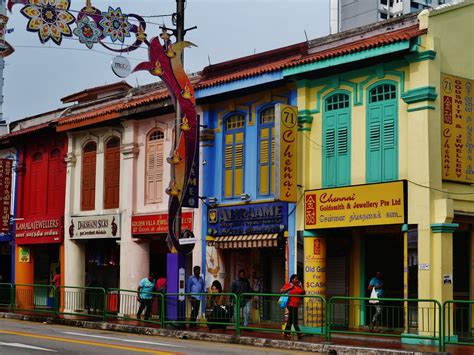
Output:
275,104,298,202
441,73,474,183
305,181,406,229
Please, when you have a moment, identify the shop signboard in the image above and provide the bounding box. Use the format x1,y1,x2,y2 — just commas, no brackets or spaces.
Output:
131,211,193,235
304,236,326,327
0,158,13,233
15,217,63,244
275,104,298,202
208,202,288,236
69,214,120,239
304,181,406,229
18,247,30,263
441,73,474,183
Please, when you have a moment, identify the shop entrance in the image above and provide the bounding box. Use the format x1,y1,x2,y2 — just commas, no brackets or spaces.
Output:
0,243,11,283
33,244,59,285
150,238,169,279
85,239,119,289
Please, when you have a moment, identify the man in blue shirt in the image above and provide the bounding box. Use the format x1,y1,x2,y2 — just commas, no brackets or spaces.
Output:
186,265,205,328
137,273,155,320
368,271,384,331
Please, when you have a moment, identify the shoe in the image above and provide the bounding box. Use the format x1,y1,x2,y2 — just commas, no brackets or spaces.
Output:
283,334,291,339
136,315,141,320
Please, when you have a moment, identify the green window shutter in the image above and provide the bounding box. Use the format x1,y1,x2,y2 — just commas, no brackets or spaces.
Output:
367,105,382,183
323,93,351,188
382,103,397,181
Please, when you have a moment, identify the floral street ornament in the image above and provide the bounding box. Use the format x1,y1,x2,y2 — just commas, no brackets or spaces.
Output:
20,0,75,45
0,14,14,58
99,6,131,43
9,0,147,52
73,15,101,49
134,32,198,254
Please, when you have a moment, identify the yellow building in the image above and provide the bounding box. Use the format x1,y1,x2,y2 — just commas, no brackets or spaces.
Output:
291,1,474,330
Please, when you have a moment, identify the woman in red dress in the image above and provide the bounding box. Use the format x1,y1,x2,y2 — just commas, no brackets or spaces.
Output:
280,274,305,339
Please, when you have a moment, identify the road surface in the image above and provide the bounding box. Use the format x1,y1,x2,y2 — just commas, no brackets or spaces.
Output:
0,318,318,354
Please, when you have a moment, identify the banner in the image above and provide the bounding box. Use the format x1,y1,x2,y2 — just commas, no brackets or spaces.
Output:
305,181,406,229
132,211,193,235
68,214,119,239
0,159,12,233
275,104,298,202
441,73,474,183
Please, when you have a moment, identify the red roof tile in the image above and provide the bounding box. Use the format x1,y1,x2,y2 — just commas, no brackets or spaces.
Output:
0,121,53,141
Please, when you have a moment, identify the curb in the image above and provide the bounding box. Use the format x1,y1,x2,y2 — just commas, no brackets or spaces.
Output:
0,312,445,355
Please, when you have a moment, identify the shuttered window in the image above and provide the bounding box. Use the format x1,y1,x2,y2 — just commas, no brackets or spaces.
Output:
81,142,97,211
104,137,120,209
146,130,164,203
323,93,351,187
259,107,275,196
224,114,245,199
47,148,65,214
366,83,398,183
30,151,45,215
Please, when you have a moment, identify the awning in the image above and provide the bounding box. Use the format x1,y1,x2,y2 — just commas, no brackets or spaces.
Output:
209,234,279,249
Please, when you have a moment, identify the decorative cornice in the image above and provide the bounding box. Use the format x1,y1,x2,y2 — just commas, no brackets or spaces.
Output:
64,153,77,168
298,114,313,125
431,223,459,233
401,86,437,104
405,50,437,64
407,105,436,112
121,143,139,159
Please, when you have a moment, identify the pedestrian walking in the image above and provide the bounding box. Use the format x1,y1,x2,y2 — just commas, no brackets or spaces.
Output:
281,274,305,339
368,271,384,332
51,267,61,288
136,273,155,320
230,269,252,327
186,266,205,328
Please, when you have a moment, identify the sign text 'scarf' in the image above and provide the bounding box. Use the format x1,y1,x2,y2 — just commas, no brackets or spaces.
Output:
305,181,406,229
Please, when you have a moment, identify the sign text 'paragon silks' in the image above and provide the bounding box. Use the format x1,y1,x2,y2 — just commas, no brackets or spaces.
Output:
305,181,406,229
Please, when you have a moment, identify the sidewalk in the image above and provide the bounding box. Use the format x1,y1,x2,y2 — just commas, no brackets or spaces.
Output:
0,310,467,354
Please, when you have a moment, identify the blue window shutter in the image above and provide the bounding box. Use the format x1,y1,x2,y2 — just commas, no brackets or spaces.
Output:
323,112,337,187
382,103,397,181
367,105,382,183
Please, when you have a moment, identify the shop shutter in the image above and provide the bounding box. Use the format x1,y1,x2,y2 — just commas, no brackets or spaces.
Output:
81,143,97,211
326,256,349,326
104,138,120,209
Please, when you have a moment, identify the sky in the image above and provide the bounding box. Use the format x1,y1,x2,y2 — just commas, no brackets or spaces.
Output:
3,0,330,121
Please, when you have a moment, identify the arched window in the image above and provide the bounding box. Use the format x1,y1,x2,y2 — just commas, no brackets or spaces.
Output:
146,129,164,203
104,137,120,209
223,113,245,199
323,92,351,187
47,148,65,214
258,106,275,196
81,141,97,211
367,83,398,183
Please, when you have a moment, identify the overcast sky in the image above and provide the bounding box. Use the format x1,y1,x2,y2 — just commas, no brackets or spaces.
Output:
3,0,329,121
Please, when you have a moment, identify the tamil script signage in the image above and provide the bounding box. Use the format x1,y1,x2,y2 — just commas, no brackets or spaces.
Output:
275,104,298,202
132,211,193,235
304,181,406,229
69,214,120,239
0,159,12,233
15,217,63,244
441,73,474,183
208,202,288,236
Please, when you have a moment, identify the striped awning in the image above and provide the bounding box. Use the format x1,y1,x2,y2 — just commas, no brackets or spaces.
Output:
210,234,279,249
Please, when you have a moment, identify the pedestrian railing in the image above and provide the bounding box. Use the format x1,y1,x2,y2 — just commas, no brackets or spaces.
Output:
238,293,326,338
12,283,56,315
163,292,238,333
57,286,106,320
328,296,443,351
0,283,12,310
105,288,164,327
443,300,474,348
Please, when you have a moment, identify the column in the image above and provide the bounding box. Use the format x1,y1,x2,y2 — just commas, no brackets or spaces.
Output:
303,231,326,328
119,121,149,291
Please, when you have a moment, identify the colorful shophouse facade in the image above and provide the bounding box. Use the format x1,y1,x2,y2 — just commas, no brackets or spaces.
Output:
196,44,305,301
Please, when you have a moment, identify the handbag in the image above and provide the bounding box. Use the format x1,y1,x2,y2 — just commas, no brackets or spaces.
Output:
369,287,379,304
278,294,289,309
